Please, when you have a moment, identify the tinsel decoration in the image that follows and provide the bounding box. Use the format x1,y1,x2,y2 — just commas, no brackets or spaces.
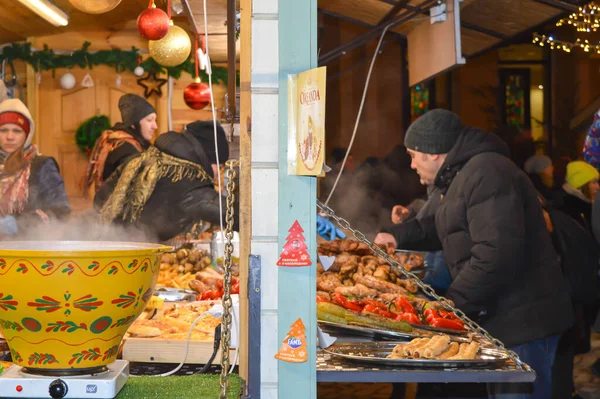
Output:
0,42,234,83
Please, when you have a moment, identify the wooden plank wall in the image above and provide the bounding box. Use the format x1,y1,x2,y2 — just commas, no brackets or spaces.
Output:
319,13,406,164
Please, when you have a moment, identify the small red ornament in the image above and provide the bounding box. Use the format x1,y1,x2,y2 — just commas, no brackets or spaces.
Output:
137,7,170,40
184,78,211,110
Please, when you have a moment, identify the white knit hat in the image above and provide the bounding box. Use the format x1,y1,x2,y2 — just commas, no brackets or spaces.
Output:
0,98,35,148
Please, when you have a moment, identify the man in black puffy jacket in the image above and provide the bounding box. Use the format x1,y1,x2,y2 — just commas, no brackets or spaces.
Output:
376,109,573,399
94,121,237,241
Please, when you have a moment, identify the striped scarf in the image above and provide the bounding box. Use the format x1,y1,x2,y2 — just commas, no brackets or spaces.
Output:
0,145,38,217
84,130,145,193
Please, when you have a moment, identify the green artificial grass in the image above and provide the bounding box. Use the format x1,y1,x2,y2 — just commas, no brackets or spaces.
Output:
117,374,243,399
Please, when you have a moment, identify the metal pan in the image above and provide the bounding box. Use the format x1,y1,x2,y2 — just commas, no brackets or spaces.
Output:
318,321,474,343
324,341,509,368
408,322,469,336
318,320,421,340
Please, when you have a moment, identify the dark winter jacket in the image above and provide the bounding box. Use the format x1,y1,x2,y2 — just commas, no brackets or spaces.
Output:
102,123,150,181
13,156,71,231
95,131,237,241
427,127,572,346
555,188,592,232
382,186,442,251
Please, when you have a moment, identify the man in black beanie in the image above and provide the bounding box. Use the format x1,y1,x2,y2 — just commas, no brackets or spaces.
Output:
94,120,237,241
85,94,157,191
376,109,573,399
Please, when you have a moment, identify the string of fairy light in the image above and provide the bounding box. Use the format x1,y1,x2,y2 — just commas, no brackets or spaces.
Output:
533,1,600,54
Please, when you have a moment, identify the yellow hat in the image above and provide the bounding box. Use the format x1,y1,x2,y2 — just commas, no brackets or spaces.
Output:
566,161,599,189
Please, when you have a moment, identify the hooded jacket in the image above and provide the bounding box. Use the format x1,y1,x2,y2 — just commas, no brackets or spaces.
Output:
94,131,237,241
431,127,572,346
0,99,70,225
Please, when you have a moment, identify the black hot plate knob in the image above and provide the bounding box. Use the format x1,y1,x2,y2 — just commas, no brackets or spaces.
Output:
48,379,68,399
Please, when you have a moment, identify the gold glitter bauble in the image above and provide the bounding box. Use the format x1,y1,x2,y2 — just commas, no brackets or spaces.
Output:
68,0,122,14
149,26,192,67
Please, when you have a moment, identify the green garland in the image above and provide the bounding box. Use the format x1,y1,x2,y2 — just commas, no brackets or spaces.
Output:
0,42,237,84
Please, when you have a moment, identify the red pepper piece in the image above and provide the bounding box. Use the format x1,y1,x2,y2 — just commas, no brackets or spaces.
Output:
359,299,387,309
429,317,465,331
363,304,396,319
332,292,364,313
395,297,416,314
232,283,240,295
316,296,330,303
395,312,422,325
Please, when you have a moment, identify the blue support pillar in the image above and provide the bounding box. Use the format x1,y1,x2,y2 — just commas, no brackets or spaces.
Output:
277,0,318,398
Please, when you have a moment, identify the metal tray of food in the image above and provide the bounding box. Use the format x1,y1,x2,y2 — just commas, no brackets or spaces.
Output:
407,323,469,336
318,321,474,343
324,341,509,368
318,320,421,340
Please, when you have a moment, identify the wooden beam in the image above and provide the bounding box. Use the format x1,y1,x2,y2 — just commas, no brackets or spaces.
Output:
378,0,410,25
319,0,438,65
317,8,375,29
227,0,237,129
465,10,569,59
530,0,578,12
238,0,251,391
461,21,507,39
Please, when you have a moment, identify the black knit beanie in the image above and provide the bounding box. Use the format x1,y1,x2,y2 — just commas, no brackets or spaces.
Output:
404,109,463,154
184,120,229,164
119,94,156,127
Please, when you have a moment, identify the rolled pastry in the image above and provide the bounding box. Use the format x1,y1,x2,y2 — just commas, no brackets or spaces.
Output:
404,338,430,357
387,344,406,358
448,342,480,360
421,335,451,359
437,342,460,359
413,335,442,358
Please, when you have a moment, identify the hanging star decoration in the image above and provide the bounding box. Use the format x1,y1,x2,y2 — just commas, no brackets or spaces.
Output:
137,72,167,98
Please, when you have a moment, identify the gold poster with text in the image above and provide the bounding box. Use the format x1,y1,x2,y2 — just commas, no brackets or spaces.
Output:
288,66,326,176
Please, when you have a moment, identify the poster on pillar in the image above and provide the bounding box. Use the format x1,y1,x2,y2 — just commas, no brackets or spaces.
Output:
277,220,312,267
287,66,326,176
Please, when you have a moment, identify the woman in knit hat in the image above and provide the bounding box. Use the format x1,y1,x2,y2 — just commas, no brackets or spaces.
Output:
0,99,70,236
94,120,237,241
524,154,560,202
85,94,157,192
559,160,599,229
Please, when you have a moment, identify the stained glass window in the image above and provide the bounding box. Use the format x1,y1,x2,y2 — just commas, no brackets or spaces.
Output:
501,70,530,129
410,85,429,122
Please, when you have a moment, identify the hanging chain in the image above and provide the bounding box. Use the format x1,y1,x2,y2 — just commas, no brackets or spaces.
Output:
220,159,239,399
317,200,534,374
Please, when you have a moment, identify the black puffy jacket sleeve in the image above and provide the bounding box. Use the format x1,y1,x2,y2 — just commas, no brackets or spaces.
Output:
444,171,525,313
382,215,442,251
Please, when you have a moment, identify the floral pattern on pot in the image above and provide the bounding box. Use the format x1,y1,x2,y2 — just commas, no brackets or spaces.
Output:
0,242,170,370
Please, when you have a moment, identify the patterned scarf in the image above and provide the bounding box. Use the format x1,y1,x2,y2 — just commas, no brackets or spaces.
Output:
101,146,213,223
0,145,39,217
84,130,145,193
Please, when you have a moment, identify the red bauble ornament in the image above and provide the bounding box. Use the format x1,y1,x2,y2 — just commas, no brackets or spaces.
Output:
137,8,170,40
184,80,211,110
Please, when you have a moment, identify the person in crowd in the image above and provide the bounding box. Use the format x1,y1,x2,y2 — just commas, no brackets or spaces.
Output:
583,109,600,169
95,120,236,242
0,99,70,237
85,94,158,192
380,145,427,224
375,109,573,399
524,154,559,202
558,160,599,229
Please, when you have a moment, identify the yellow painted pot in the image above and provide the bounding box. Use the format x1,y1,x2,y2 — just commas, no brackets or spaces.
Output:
0,241,171,374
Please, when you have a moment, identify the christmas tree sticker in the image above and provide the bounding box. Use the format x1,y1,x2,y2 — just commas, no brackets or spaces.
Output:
274,318,308,363
277,220,312,267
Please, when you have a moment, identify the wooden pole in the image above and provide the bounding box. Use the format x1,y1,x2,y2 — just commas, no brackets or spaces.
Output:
238,0,252,389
